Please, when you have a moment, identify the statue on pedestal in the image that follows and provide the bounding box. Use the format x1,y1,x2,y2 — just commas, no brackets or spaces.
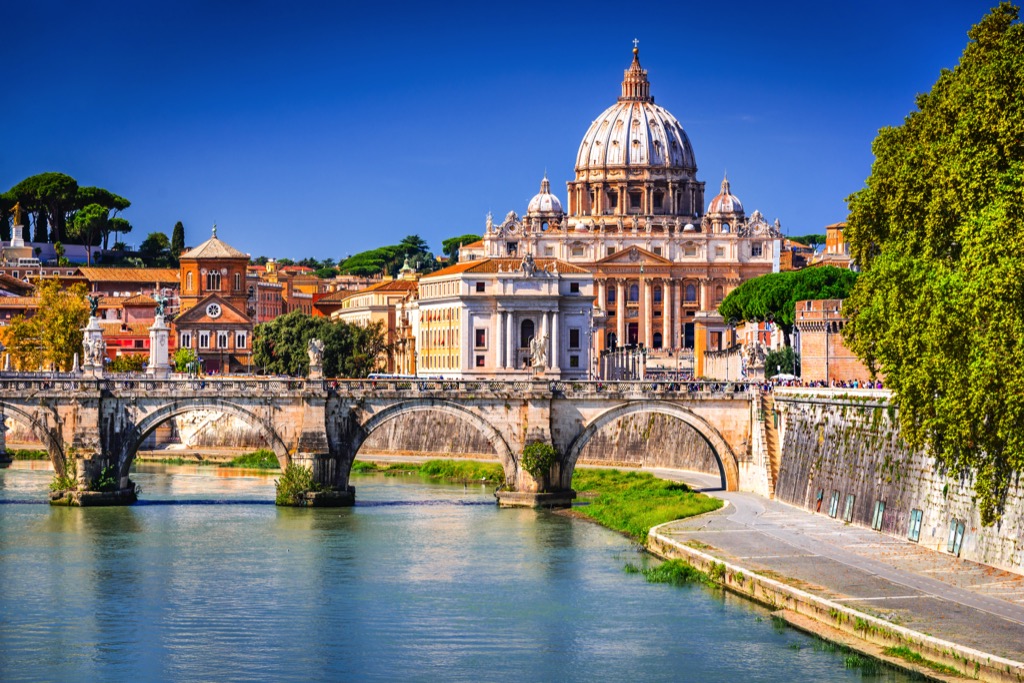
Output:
87,295,100,318
530,334,548,371
307,337,325,378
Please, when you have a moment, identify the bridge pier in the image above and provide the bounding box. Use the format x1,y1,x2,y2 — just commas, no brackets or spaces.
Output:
289,453,355,507
49,455,138,506
0,412,10,467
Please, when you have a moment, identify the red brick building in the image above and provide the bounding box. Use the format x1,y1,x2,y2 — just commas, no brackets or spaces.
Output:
794,299,877,384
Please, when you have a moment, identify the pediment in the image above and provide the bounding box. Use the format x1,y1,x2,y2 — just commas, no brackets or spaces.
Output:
175,295,250,325
597,245,673,266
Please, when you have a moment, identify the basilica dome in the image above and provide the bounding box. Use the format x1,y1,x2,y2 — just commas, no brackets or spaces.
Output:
575,48,696,172
527,175,564,215
707,174,743,215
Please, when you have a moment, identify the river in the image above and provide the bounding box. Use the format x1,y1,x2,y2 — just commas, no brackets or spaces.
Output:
0,462,912,682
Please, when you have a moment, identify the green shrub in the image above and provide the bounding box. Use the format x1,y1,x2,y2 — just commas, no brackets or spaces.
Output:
50,460,78,492
521,442,557,479
91,464,119,492
223,449,280,469
9,449,48,460
274,464,322,505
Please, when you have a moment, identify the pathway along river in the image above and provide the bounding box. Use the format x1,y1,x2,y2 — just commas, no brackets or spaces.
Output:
0,462,914,682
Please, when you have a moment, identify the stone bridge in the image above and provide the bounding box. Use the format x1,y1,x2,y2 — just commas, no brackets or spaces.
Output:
0,375,771,506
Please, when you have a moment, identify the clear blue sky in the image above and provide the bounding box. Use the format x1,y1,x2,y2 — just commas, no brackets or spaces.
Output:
1,0,999,260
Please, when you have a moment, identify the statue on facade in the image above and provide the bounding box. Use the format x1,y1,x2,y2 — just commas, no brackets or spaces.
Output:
87,295,100,318
307,337,325,368
520,252,538,276
530,334,548,370
153,293,167,318
83,335,106,367
485,212,494,233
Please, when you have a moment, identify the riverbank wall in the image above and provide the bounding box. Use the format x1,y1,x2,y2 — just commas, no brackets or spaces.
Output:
647,521,1024,683
772,389,1024,575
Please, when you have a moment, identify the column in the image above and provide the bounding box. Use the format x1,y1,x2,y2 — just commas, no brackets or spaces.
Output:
597,280,607,316
541,310,550,358
674,280,683,348
616,280,625,345
496,311,505,370
643,280,653,348
662,280,671,349
551,310,560,370
700,281,709,311
506,312,515,370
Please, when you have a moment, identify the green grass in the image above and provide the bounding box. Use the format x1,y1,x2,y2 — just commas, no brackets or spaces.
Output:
351,461,418,473
8,448,49,460
883,646,963,676
351,459,505,485
222,449,280,469
625,558,716,587
571,469,723,540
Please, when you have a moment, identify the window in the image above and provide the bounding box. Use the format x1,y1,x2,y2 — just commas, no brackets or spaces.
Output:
752,243,763,257
607,247,616,257
653,192,663,210
199,332,210,349
607,287,616,304
683,245,697,257
828,490,840,518
475,328,487,349
569,328,581,349
520,319,535,348
541,221,549,231
234,272,241,290
506,242,518,256
134,339,144,349
235,331,247,349
871,500,886,531
715,246,725,257
216,331,229,349
653,287,662,303
475,355,485,367
685,284,697,302
947,519,966,555
907,509,923,542
714,285,724,302
180,332,192,348
206,271,222,290
652,332,663,349
653,246,662,256
569,355,579,368
569,282,580,294
629,192,641,209
629,284,639,302
475,282,485,293
544,246,554,256
571,246,585,258
721,222,731,233
843,494,855,522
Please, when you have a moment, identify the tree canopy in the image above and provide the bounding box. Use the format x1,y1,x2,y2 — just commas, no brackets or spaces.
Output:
843,3,1024,523
252,311,389,377
717,266,858,342
442,234,482,260
0,280,89,371
338,234,438,277
5,173,130,247
788,234,826,247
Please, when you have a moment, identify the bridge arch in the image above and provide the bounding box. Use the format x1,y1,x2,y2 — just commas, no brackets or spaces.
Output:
0,401,66,471
353,399,517,478
117,400,291,478
562,401,739,491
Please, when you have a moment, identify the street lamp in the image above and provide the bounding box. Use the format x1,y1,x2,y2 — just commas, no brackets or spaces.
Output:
726,317,737,382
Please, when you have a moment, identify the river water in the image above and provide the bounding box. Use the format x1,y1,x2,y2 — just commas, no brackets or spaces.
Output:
0,462,911,682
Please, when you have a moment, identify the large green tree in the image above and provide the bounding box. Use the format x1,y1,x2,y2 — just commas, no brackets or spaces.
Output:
75,186,131,249
442,233,482,260
8,172,79,243
843,4,1024,523
171,221,185,259
69,203,108,265
718,266,857,344
252,311,389,377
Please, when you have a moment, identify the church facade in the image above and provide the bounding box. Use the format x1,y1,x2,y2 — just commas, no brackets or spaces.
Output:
464,46,783,362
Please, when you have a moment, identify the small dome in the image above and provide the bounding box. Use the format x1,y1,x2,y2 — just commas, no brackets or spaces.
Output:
707,173,743,215
683,223,696,232
527,175,564,215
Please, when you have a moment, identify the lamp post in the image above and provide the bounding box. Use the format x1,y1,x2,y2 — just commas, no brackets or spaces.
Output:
726,317,737,382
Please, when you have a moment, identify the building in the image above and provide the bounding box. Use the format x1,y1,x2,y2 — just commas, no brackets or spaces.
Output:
331,271,420,373
795,299,876,384
174,227,254,374
809,222,856,270
471,46,783,371
415,255,594,379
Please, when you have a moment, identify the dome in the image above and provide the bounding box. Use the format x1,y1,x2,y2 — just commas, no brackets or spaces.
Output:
707,174,743,214
575,48,696,172
527,175,564,215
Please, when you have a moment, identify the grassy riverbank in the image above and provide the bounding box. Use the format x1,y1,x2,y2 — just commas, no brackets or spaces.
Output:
7,449,49,460
221,450,280,469
352,459,505,485
571,469,722,541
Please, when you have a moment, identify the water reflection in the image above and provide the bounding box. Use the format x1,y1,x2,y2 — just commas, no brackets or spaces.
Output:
0,464,912,683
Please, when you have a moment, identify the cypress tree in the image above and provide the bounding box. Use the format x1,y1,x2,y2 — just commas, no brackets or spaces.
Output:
171,221,185,259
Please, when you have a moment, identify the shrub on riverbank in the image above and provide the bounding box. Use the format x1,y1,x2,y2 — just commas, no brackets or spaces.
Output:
275,463,322,505
571,469,722,541
351,459,505,485
9,449,48,460
222,449,279,470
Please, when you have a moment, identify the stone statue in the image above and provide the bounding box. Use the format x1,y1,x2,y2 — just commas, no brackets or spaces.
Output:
485,211,494,233
83,335,106,367
307,337,324,367
10,201,23,227
153,293,167,318
87,295,100,318
520,252,538,276
530,334,548,370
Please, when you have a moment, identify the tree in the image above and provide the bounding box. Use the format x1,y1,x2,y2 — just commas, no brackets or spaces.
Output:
843,4,1024,523
0,280,91,371
252,311,389,377
172,347,198,373
442,233,482,260
0,315,43,371
108,354,147,372
69,203,108,265
171,221,185,259
139,231,173,266
764,347,800,378
9,172,78,243
75,186,130,249
31,207,48,243
718,266,858,344
788,234,826,247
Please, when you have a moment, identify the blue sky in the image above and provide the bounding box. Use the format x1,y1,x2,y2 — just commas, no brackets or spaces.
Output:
1,0,999,260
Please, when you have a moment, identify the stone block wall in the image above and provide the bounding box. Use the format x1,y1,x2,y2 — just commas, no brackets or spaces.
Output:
775,394,1024,574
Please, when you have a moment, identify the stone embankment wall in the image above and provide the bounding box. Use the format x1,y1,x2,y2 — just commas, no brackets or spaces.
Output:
775,391,1024,574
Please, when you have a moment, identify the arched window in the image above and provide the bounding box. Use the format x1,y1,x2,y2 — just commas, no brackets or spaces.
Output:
541,221,549,231
721,222,731,233
520,319,535,349
653,286,662,303
607,287,616,304
206,271,222,291
234,273,241,291
607,332,618,349
685,284,697,302
186,272,193,291
653,332,663,349
629,284,639,302
714,285,724,302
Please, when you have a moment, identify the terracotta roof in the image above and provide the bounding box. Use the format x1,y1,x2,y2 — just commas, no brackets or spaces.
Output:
0,273,33,294
99,322,151,337
77,267,180,284
0,296,38,306
343,279,420,298
460,240,484,249
180,235,248,260
121,294,157,307
425,258,590,278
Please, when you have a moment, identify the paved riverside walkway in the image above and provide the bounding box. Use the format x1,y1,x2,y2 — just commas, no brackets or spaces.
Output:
651,469,1024,662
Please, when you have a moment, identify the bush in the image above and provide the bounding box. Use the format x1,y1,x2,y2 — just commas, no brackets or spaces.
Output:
521,442,557,480
108,354,146,373
274,463,322,505
223,449,280,469
50,459,78,492
91,464,119,492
